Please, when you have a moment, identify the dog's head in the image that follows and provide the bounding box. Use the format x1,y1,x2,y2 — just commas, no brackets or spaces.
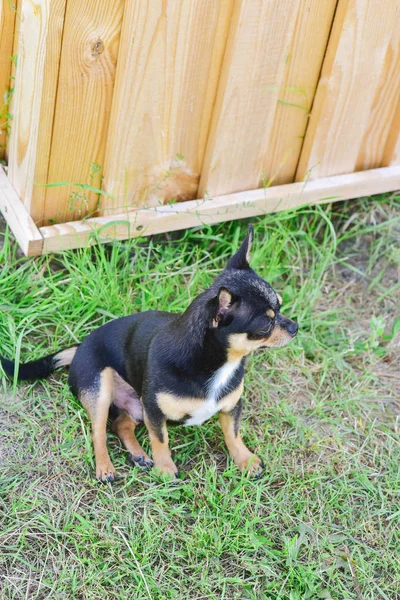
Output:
207,226,298,358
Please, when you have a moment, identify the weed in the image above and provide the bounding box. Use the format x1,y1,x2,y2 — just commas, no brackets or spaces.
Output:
0,193,399,599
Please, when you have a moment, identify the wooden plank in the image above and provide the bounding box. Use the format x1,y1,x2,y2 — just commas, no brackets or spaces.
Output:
0,0,17,159
7,0,67,222
382,99,400,166
100,0,234,215
43,0,124,226
356,18,400,170
198,0,303,198
262,0,337,186
296,0,400,181
39,166,400,254
0,165,43,255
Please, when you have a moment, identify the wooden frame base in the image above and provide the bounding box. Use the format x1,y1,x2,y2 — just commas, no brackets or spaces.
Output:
0,166,43,255
1,165,399,256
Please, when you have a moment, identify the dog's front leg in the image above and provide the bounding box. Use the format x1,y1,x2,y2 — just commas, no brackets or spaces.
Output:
143,406,178,477
219,400,263,477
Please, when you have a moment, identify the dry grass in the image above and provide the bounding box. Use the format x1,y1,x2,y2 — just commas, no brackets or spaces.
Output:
1,193,399,599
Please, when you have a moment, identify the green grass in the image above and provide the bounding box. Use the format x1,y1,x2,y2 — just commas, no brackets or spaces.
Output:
1,194,399,599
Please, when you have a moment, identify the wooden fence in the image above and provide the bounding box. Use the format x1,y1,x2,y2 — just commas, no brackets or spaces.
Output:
0,0,399,255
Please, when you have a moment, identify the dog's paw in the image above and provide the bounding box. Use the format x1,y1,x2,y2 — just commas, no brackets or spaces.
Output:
128,453,154,470
236,453,264,478
96,461,116,483
153,459,178,479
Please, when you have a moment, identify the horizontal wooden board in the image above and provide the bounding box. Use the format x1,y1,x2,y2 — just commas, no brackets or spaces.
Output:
38,166,400,254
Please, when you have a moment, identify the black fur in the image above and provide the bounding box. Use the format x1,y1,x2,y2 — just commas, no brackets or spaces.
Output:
0,226,298,479
1,351,68,381
1,225,297,414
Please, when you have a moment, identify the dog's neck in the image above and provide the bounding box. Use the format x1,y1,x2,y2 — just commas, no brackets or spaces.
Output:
168,290,237,374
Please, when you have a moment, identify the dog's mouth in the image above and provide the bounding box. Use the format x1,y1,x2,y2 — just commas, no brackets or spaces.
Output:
260,322,298,348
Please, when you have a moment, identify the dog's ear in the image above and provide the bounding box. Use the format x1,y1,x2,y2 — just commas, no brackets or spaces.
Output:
226,225,254,270
207,288,234,328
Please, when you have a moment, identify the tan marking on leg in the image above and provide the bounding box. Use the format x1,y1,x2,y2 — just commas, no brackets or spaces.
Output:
219,412,263,476
80,367,115,482
144,414,177,477
112,411,152,468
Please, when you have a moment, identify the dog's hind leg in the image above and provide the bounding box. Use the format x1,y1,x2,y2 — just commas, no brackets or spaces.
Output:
79,367,115,482
110,371,153,470
112,412,153,470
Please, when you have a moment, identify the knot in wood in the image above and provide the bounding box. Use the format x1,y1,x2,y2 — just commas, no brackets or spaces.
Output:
91,39,104,56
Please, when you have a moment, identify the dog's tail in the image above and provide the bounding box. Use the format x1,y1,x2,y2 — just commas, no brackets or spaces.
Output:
0,346,79,381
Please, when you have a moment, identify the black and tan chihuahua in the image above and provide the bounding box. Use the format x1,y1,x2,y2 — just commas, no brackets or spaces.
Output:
1,227,298,481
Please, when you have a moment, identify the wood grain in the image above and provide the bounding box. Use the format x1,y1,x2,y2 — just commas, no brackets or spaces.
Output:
43,0,124,225
198,0,303,198
382,98,400,166
39,166,400,254
356,18,400,170
0,0,16,159
263,0,337,186
100,0,233,215
7,0,67,222
0,165,43,255
296,0,400,181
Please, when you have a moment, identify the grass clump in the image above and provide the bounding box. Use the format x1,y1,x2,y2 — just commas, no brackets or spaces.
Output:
0,193,399,599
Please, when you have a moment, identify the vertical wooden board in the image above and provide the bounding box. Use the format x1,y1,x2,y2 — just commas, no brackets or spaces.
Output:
100,0,234,215
382,100,400,166
7,0,66,220
262,0,337,186
43,0,124,225
0,0,16,159
296,0,400,181
198,0,306,199
356,19,400,170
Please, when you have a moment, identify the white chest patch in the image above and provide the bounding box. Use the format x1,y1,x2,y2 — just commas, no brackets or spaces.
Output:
184,360,241,426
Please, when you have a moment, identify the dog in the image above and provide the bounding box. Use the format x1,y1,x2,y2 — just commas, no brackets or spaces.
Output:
0,227,298,481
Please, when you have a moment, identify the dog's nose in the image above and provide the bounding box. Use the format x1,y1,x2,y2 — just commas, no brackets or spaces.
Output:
287,321,298,336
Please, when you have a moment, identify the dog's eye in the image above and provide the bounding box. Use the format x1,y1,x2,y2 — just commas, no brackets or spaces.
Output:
266,309,275,319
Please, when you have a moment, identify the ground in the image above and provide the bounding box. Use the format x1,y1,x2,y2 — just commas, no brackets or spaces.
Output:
0,194,399,599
